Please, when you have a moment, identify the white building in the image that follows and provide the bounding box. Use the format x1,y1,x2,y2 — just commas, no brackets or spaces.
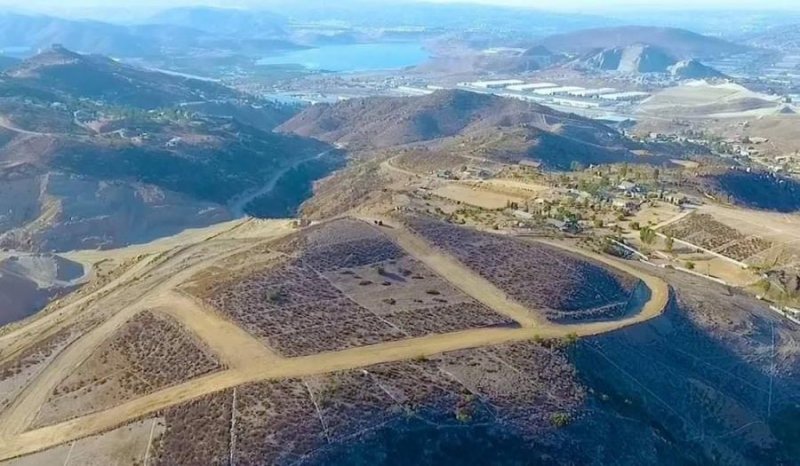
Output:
470,79,525,89
552,98,605,109
395,86,434,96
506,82,559,92
533,86,585,96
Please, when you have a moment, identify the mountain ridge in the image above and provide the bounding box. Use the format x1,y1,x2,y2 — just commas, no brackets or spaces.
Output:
279,89,649,170
535,25,749,59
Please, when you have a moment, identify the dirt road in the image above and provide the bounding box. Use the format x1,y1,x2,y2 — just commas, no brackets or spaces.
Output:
228,150,334,217
156,291,280,366
375,219,543,328
0,219,670,461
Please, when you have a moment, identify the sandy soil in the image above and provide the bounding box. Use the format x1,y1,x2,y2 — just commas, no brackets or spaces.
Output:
699,204,800,244
433,183,526,209
629,202,682,229
697,204,800,268
156,291,280,366
670,159,700,168
473,178,550,196
639,81,781,118
1,418,163,466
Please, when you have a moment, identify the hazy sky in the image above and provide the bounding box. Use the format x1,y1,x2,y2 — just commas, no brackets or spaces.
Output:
2,0,798,15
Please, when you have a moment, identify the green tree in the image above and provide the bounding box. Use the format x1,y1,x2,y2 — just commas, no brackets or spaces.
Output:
639,227,657,245
550,412,571,428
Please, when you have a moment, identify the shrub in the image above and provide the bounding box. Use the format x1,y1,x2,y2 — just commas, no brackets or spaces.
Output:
550,412,571,428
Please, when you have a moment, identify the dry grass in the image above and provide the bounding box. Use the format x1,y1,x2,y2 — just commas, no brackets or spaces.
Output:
34,311,223,427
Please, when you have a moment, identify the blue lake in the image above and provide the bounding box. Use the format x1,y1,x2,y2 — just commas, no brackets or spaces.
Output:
257,42,430,72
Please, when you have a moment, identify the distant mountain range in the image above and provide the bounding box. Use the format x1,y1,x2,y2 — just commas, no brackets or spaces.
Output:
0,12,178,57
742,23,800,51
535,26,749,59
148,7,288,39
0,10,295,59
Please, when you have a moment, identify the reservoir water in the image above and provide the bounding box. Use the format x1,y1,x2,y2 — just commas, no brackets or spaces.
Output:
257,42,430,72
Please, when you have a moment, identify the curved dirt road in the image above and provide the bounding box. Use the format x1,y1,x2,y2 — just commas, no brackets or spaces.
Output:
0,220,669,461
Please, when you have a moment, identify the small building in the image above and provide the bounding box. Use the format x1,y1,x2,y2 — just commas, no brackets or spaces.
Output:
507,82,559,92
470,79,525,89
533,86,585,96
566,87,617,97
552,97,604,109
518,159,542,169
612,198,639,212
513,210,534,220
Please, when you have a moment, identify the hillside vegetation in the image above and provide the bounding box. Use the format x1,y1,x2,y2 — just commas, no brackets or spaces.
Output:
0,47,336,251
279,89,645,170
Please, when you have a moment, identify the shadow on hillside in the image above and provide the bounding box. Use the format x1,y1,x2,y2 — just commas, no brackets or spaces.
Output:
567,283,800,465
306,272,800,466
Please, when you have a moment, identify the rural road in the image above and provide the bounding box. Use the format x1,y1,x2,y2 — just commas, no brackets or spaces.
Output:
228,149,334,217
0,218,670,461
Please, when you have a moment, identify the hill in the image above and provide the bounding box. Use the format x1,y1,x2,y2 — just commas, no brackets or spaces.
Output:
743,23,800,51
639,81,781,117
536,26,748,59
0,213,796,465
0,12,211,58
5,45,240,110
580,44,675,73
573,45,726,78
0,48,338,251
667,59,726,79
279,89,643,170
698,169,800,212
149,7,288,38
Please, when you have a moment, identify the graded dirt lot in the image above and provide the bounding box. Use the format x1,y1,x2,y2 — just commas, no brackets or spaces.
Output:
474,178,550,196
638,81,781,118
433,182,526,209
699,204,800,246
628,201,681,228
0,216,669,462
1,418,163,466
661,205,800,270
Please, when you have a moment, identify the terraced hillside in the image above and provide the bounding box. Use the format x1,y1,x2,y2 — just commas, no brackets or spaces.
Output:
661,212,773,262
205,219,517,356
404,216,642,323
